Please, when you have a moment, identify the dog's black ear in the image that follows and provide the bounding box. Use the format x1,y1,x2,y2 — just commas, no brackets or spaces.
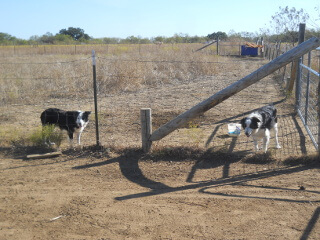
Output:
240,118,246,129
83,111,91,117
251,117,261,123
251,117,261,128
82,111,91,121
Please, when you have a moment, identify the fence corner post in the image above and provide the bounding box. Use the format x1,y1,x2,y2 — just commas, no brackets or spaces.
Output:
140,108,152,152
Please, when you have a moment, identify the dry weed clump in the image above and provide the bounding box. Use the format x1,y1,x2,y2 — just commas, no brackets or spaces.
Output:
0,43,237,104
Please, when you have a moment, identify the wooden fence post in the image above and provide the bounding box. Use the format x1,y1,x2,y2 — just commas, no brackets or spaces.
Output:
216,37,219,55
318,79,320,160
260,37,264,58
150,37,320,142
287,23,306,94
92,50,100,147
276,40,281,58
141,108,152,152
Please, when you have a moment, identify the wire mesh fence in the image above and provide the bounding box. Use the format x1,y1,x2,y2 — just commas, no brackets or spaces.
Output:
0,49,249,147
296,50,320,150
0,43,318,165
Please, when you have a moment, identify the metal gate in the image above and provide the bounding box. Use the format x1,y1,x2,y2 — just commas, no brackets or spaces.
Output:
296,50,320,150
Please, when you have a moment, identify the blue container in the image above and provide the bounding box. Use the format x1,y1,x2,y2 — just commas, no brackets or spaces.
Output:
241,45,258,56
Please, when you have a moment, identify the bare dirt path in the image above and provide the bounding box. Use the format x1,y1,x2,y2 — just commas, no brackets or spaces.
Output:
0,149,319,240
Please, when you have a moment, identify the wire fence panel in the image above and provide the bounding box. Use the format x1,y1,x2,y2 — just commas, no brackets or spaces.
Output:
0,45,318,164
296,50,320,150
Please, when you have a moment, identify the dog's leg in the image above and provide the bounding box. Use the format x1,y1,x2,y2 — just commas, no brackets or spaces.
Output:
77,128,84,145
43,136,51,147
42,125,55,146
262,129,270,153
253,138,259,151
274,123,281,149
68,131,74,147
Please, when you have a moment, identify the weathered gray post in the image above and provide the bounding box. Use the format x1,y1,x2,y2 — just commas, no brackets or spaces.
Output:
288,23,306,94
318,79,320,160
260,37,264,58
141,108,152,152
216,37,219,55
276,40,281,58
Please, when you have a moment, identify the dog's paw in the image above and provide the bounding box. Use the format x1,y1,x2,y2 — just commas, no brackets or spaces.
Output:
276,145,281,149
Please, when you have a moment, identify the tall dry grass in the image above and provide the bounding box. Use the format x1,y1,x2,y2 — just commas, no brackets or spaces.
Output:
0,43,240,104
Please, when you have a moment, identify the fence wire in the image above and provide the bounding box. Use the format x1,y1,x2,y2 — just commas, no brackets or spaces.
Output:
0,46,318,166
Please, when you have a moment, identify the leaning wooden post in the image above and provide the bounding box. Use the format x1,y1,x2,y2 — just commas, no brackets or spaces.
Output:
287,23,306,94
150,37,320,142
141,108,152,152
195,40,217,52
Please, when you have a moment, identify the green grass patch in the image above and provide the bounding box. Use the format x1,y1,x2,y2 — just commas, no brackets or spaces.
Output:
29,125,64,148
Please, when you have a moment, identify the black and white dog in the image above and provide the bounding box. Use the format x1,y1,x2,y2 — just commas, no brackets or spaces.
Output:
240,105,281,153
40,108,91,146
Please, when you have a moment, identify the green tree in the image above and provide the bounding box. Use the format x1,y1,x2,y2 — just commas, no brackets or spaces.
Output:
38,32,55,44
153,36,165,43
121,35,141,44
207,31,227,40
54,34,74,44
0,32,17,44
59,27,90,41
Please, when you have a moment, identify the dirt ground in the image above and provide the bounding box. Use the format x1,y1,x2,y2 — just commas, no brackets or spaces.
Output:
1,57,320,239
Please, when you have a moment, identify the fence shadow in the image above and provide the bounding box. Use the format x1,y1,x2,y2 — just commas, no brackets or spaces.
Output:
200,183,320,204
115,162,319,202
186,146,252,183
71,146,319,203
300,207,320,240
292,115,307,154
73,149,170,190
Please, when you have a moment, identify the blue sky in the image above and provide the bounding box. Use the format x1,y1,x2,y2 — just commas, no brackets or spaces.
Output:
1,0,319,39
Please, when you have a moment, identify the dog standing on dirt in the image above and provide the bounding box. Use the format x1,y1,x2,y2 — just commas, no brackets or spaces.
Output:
40,108,91,146
240,105,281,153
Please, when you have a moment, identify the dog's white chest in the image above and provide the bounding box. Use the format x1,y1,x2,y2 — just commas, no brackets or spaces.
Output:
252,128,269,140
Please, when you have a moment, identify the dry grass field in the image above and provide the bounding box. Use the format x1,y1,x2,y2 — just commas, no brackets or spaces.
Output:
0,44,320,239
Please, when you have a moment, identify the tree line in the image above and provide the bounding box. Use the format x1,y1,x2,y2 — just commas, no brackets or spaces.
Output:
0,30,254,45
2,29,319,46
1,7,319,45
